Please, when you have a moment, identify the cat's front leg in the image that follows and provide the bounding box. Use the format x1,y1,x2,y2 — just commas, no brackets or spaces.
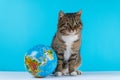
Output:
69,53,80,76
55,53,64,76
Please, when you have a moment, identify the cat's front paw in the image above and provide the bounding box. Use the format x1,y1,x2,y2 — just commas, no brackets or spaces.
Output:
76,70,82,75
55,72,63,76
70,71,77,76
70,70,82,76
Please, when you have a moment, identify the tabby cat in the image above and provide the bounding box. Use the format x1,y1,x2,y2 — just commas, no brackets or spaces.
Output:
51,10,82,76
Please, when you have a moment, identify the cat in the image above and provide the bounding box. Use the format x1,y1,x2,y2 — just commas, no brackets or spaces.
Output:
51,10,82,76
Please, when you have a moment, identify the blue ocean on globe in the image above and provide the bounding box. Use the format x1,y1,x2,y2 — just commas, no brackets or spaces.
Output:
24,44,57,77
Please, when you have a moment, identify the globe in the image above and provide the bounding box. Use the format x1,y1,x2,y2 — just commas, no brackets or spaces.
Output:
24,44,57,78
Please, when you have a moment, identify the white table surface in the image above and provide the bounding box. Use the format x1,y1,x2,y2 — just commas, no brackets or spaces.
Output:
0,71,120,80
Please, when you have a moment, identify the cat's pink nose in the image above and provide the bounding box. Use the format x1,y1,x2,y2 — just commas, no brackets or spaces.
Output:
70,30,74,33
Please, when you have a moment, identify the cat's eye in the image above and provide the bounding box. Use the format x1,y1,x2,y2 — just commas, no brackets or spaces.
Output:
66,23,70,26
77,21,81,25
75,21,79,25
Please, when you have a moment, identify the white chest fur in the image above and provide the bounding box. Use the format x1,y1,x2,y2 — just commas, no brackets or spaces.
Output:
62,34,78,61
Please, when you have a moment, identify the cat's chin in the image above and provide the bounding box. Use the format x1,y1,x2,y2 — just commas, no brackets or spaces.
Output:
59,30,75,34
59,30,79,35
67,31,77,35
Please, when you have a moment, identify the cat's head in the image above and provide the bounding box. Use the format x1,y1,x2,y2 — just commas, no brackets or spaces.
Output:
58,10,82,35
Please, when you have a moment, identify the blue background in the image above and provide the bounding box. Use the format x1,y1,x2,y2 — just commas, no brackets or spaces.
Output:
0,0,120,71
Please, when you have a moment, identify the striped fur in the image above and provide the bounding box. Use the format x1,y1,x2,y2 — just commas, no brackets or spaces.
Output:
51,10,82,76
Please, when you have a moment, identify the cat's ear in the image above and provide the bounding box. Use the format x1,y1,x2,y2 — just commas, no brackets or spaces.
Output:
76,10,82,16
59,10,64,18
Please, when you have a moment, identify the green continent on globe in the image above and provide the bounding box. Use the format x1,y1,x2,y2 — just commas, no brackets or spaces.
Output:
44,49,54,60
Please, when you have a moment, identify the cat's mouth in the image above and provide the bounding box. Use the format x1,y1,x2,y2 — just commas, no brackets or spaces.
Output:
67,31,77,35
59,29,80,35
